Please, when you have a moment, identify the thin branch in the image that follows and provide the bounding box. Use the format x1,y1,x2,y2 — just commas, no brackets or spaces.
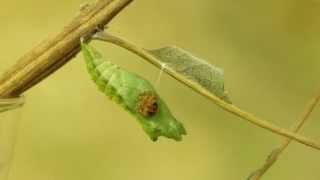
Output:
248,89,320,180
93,31,320,151
0,0,133,97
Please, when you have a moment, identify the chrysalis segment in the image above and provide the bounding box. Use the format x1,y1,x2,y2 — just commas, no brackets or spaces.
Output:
81,42,186,141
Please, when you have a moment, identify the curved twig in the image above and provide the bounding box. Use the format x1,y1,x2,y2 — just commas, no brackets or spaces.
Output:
93,31,320,151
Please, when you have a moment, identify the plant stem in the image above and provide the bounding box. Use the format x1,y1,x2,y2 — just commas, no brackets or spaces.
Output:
93,31,320,151
0,0,133,98
248,89,320,180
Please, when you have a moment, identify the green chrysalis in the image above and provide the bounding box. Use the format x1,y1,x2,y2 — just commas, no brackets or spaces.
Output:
81,42,186,141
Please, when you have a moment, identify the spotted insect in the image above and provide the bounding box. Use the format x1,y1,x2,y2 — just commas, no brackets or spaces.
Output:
81,42,186,141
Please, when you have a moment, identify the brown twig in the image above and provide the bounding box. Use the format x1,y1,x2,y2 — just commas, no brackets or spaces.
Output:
92,31,320,151
0,0,133,97
248,89,320,179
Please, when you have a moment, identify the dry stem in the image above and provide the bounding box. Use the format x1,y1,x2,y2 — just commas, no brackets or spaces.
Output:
0,0,133,97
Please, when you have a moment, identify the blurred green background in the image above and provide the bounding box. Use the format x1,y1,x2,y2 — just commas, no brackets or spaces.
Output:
1,0,320,179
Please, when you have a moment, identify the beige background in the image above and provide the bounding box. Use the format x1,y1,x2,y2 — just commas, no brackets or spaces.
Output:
1,0,320,179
